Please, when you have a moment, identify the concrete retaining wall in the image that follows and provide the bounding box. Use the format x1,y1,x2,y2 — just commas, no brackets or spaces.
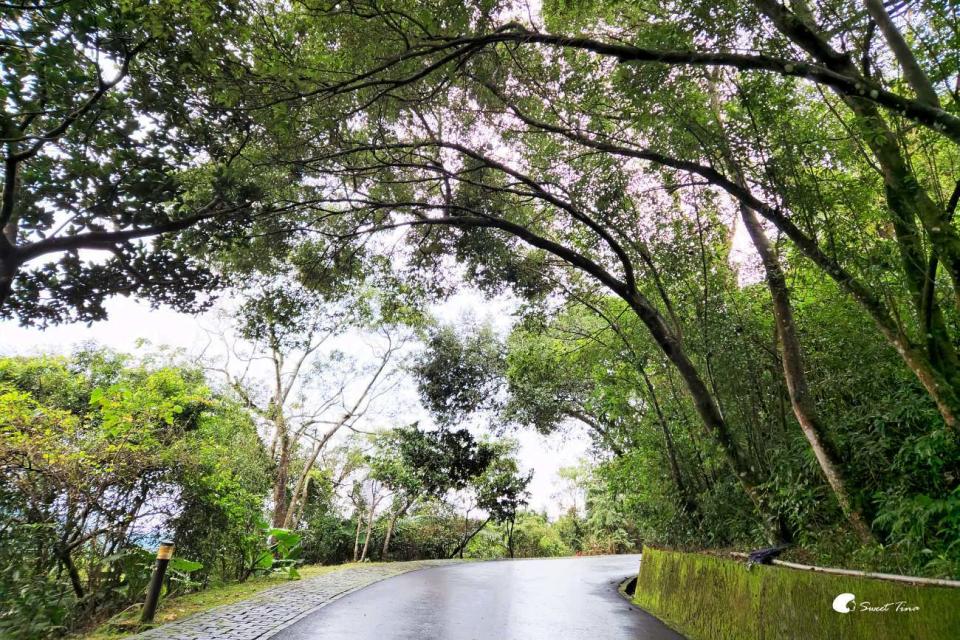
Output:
632,546,960,640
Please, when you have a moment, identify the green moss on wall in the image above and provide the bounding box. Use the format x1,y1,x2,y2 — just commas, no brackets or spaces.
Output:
633,547,960,640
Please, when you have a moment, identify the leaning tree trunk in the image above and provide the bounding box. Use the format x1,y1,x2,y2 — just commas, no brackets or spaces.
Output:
381,500,410,559
863,0,939,108
282,422,344,529
623,291,791,544
381,513,398,559
58,549,85,600
709,76,872,542
409,154,788,542
738,198,874,543
449,517,491,559
288,472,313,531
754,0,960,433
637,363,701,520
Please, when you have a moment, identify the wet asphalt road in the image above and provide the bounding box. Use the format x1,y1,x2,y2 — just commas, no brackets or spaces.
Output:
271,555,685,640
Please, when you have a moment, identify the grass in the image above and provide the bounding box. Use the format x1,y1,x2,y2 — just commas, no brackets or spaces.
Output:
77,563,382,640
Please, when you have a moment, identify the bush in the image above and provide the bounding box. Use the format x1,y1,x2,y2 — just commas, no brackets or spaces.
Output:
0,524,72,640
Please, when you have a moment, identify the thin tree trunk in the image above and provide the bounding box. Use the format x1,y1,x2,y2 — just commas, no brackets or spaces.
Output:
639,366,700,519
289,471,313,530
665,365,716,493
282,424,341,529
271,426,291,528
283,346,395,529
863,0,940,107
449,517,490,559
709,83,875,542
381,500,410,559
59,550,85,600
564,262,785,540
352,510,363,562
739,200,873,542
359,503,375,562
283,444,319,529
921,183,960,362
381,512,399,559
624,291,790,543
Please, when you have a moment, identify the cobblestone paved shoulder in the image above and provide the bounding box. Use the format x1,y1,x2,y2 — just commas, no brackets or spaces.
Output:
132,560,460,640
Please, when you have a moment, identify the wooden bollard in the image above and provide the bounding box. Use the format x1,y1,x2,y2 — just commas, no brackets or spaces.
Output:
140,541,175,624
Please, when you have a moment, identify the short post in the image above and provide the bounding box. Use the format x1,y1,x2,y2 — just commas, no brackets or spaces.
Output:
140,540,175,624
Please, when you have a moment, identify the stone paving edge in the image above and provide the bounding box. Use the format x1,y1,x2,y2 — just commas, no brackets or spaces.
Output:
134,560,464,640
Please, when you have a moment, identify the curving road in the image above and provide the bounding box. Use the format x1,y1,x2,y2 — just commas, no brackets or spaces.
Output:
271,555,684,640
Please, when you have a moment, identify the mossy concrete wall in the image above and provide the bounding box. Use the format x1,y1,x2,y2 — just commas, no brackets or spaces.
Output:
633,546,960,640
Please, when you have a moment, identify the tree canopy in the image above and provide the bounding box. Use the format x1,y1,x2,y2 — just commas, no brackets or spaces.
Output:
3,3,960,635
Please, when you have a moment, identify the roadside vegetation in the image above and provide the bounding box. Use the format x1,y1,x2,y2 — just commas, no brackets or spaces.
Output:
0,347,614,637
77,564,354,640
3,0,959,638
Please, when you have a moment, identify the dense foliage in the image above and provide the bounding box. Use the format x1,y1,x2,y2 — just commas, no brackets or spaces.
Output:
0,0,298,325
416,277,960,573
0,350,272,636
3,1,960,635
0,350,540,637
265,0,959,576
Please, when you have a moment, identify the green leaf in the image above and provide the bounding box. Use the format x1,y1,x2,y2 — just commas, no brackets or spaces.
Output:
168,558,203,573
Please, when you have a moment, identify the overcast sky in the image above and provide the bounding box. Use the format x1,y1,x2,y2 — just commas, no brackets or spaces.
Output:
1,290,589,518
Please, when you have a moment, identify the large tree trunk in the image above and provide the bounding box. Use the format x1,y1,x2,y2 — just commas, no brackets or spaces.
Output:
0,155,20,313
0,254,16,312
